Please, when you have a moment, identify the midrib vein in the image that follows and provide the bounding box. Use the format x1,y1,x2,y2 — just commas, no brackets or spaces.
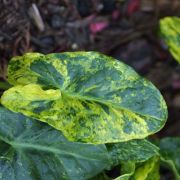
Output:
62,90,163,121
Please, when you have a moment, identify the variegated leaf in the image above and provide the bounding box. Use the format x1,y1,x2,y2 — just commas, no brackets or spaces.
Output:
115,162,135,180
1,52,167,143
92,139,160,180
133,156,160,180
0,106,110,180
160,17,180,63
107,139,159,167
116,158,160,180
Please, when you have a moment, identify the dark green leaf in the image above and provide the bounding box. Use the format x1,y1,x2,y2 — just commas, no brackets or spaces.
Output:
89,172,111,180
107,139,159,166
2,52,167,143
0,106,110,180
159,137,180,180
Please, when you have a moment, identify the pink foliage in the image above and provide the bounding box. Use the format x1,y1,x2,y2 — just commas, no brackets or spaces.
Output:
112,10,120,20
89,21,109,34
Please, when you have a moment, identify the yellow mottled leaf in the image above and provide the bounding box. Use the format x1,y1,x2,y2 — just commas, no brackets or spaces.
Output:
160,17,180,63
1,52,167,144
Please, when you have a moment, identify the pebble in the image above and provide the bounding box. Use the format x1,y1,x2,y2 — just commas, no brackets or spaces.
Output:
101,0,115,14
40,36,55,48
76,0,92,17
51,15,64,29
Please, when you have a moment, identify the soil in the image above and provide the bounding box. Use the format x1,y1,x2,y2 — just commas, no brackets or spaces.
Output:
0,0,180,178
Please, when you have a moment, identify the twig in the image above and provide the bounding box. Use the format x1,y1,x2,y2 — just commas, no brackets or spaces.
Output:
29,3,45,32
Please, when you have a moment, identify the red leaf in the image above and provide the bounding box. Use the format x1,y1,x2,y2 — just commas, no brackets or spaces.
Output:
127,0,140,16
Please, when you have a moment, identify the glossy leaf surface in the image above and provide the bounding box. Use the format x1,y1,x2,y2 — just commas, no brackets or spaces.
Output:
104,139,159,180
2,52,167,143
107,139,159,166
92,139,159,180
0,106,110,180
160,17,180,63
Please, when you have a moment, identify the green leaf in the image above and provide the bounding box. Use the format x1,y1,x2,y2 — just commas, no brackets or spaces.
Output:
0,81,12,90
90,172,111,180
107,139,159,166
160,17,180,63
2,52,167,144
105,139,159,180
115,162,135,180
133,156,160,180
0,106,110,180
159,137,180,180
